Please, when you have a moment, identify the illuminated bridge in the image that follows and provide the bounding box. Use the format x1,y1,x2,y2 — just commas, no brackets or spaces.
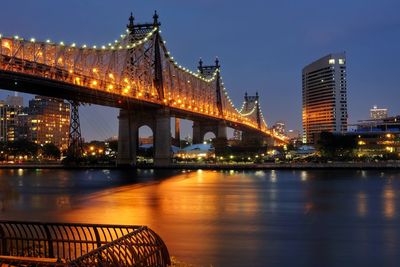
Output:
0,11,287,166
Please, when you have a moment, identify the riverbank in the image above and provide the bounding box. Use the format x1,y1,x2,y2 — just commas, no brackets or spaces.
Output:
1,161,400,170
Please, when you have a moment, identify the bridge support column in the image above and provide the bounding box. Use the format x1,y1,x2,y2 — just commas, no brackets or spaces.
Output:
217,121,227,139
117,109,138,167
242,130,267,146
192,120,221,144
154,109,171,167
192,121,202,144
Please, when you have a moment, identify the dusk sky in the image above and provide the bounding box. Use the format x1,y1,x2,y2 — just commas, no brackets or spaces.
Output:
1,0,399,141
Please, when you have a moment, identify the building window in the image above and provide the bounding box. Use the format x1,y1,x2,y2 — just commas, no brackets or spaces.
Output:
329,59,335,64
339,59,345,65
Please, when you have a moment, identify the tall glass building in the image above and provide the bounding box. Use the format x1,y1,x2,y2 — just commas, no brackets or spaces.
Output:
302,53,348,144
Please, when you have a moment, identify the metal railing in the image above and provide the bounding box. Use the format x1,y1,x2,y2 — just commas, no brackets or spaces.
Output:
0,221,170,267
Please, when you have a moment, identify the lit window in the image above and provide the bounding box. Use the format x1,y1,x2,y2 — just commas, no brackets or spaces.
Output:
329,59,335,64
339,59,345,64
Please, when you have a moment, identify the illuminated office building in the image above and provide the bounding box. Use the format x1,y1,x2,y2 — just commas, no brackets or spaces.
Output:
370,106,388,120
302,53,348,144
0,96,24,142
28,96,70,150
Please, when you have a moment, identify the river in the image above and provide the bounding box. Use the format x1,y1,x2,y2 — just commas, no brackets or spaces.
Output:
0,168,399,266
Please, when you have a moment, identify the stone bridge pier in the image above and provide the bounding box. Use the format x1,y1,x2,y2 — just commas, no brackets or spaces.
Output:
117,108,171,167
242,130,273,146
192,120,227,144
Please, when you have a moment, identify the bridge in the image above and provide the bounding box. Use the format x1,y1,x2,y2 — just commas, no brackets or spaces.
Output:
0,11,287,166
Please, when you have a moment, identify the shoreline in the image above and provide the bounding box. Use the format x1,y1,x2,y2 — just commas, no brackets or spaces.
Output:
1,162,400,170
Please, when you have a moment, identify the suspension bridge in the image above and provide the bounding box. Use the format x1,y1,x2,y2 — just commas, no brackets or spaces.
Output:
0,11,287,166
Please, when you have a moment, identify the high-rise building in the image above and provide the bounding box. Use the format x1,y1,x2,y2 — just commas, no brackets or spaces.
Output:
370,105,388,119
27,96,70,150
0,97,24,142
302,53,348,144
5,95,23,107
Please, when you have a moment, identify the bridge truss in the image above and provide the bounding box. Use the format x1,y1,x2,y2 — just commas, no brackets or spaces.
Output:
0,11,287,143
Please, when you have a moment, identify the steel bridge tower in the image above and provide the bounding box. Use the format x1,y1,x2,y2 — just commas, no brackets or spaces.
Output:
67,101,84,161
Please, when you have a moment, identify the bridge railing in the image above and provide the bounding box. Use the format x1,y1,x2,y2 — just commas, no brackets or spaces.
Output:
0,221,170,267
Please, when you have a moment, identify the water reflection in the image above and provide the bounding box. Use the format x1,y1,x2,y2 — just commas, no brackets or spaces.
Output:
0,169,400,266
357,192,367,217
300,170,308,181
383,183,396,219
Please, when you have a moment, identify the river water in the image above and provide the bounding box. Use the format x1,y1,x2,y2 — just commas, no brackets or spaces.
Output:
0,168,400,266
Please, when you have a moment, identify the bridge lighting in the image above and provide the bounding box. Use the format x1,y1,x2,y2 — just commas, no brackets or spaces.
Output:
0,34,2,38
69,70,73,74
82,44,87,48
92,45,97,49
107,84,114,90
138,92,143,97
60,41,65,46
71,43,76,47
101,45,106,49
14,35,19,39
46,39,51,43
108,73,114,79
92,68,98,73
30,38,35,42
124,78,129,83
2,41,11,49
91,80,98,86
108,43,112,46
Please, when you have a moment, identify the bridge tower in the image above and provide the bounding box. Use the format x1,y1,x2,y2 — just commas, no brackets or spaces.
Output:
117,11,172,167
241,92,272,146
192,58,227,149
67,101,84,161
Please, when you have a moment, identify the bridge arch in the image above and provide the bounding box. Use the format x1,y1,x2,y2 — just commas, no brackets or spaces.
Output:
138,125,154,163
203,131,217,142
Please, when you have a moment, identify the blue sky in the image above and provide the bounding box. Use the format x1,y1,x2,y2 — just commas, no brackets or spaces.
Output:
1,0,399,140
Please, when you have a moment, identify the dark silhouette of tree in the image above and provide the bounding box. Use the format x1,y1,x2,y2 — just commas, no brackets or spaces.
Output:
42,143,61,159
7,140,39,158
318,132,356,159
108,140,118,152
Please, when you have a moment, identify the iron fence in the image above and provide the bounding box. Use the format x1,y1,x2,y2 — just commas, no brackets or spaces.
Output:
0,221,170,267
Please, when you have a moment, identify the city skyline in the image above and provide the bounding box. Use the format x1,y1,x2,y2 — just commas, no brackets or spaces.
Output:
0,0,399,141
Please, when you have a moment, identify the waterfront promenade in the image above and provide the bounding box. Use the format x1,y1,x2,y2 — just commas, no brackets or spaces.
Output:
1,161,399,170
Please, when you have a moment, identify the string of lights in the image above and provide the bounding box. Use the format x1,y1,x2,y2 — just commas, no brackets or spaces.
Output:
0,23,287,142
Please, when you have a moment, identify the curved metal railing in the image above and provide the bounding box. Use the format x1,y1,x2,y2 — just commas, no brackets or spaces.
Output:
0,221,170,267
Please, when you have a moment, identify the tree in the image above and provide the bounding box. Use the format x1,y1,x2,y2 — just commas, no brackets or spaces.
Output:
318,132,356,159
42,143,61,160
108,140,118,153
8,140,39,158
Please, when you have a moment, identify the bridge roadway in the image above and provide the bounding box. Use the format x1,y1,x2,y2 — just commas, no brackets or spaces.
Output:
0,12,287,166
